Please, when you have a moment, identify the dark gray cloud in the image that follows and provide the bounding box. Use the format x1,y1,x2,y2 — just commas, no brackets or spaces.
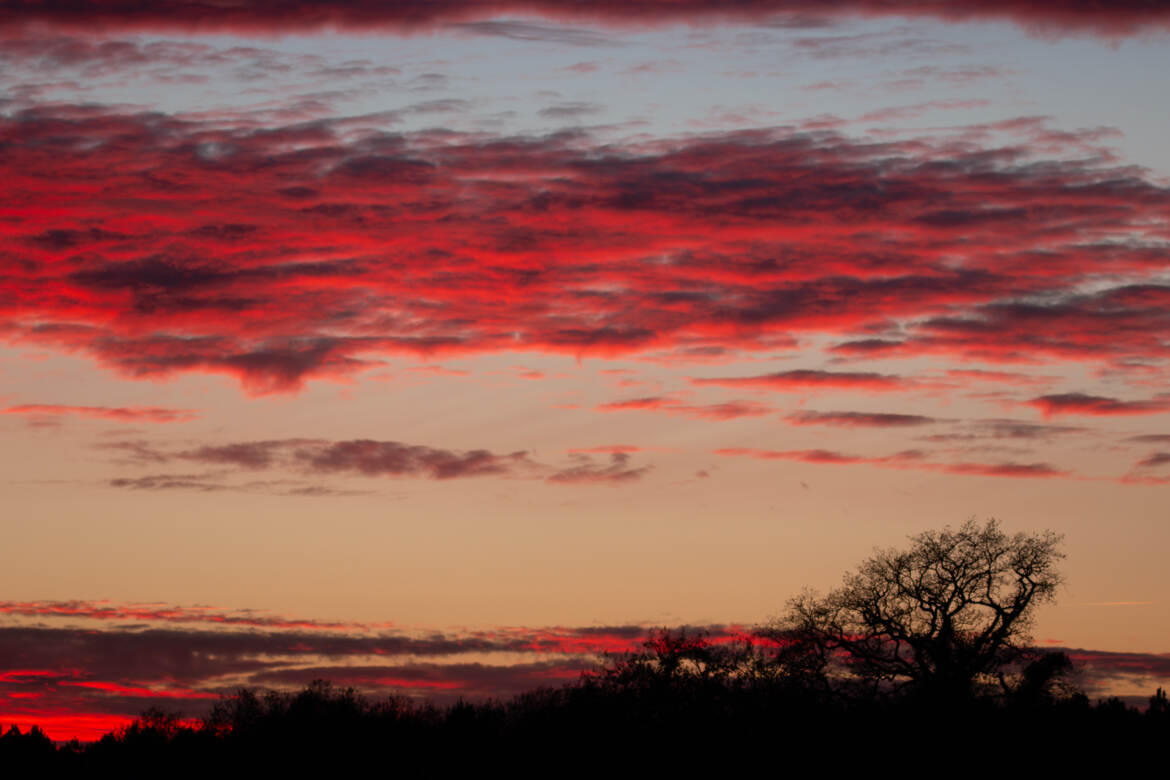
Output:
786,410,936,427
293,439,531,479
98,437,651,489
547,452,651,484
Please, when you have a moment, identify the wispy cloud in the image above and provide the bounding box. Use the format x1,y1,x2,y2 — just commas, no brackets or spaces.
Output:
596,396,773,419
2,404,199,423
97,437,652,489
716,447,1069,479
784,410,936,427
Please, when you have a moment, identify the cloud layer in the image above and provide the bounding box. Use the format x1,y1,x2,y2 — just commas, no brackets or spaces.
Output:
2,600,1166,741
2,404,199,423
0,602,699,739
3,106,1168,397
3,1,1169,36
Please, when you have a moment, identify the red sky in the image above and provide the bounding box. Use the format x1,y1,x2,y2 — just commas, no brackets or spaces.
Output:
2,0,1170,741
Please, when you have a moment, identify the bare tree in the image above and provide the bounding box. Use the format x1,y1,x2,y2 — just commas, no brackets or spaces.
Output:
769,518,1065,700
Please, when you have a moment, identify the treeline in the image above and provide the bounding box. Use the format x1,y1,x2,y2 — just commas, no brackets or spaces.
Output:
5,524,1167,767
2,629,1169,768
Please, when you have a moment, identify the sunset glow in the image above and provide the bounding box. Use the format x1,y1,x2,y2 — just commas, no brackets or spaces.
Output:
2,0,1169,741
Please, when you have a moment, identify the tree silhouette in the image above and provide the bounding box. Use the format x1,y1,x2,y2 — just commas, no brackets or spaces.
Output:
770,518,1065,701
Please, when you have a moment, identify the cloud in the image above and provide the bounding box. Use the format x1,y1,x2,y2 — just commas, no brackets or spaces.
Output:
0,600,365,631
2,601,1167,742
1136,452,1170,469
546,452,651,483
2,1,1168,37
1026,393,1170,417
1,404,199,423
103,472,363,496
595,396,673,412
715,447,922,465
539,101,604,119
107,473,231,492
0,35,296,80
98,437,651,487
789,28,970,60
596,396,773,419
970,419,1085,439
858,100,991,123
693,370,905,392
784,410,936,427
944,369,1051,386
103,438,532,480
829,339,905,356
1125,434,1170,444
293,439,531,480
450,20,616,47
246,659,593,695
3,106,1170,396
938,461,1067,478
0,613,720,739
1063,648,1170,690
715,447,1069,478
914,286,1170,368
176,441,292,469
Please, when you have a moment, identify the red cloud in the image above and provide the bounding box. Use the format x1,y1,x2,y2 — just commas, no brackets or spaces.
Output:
694,370,905,392
1,404,199,423
1026,393,1170,417
0,612,750,740
596,397,674,412
2,1,1168,37
2,603,1164,743
2,107,1170,394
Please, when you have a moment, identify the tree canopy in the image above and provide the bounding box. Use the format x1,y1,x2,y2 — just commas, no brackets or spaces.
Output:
773,518,1065,700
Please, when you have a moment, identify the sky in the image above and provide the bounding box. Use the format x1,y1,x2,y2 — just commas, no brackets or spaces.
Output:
2,0,1170,740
